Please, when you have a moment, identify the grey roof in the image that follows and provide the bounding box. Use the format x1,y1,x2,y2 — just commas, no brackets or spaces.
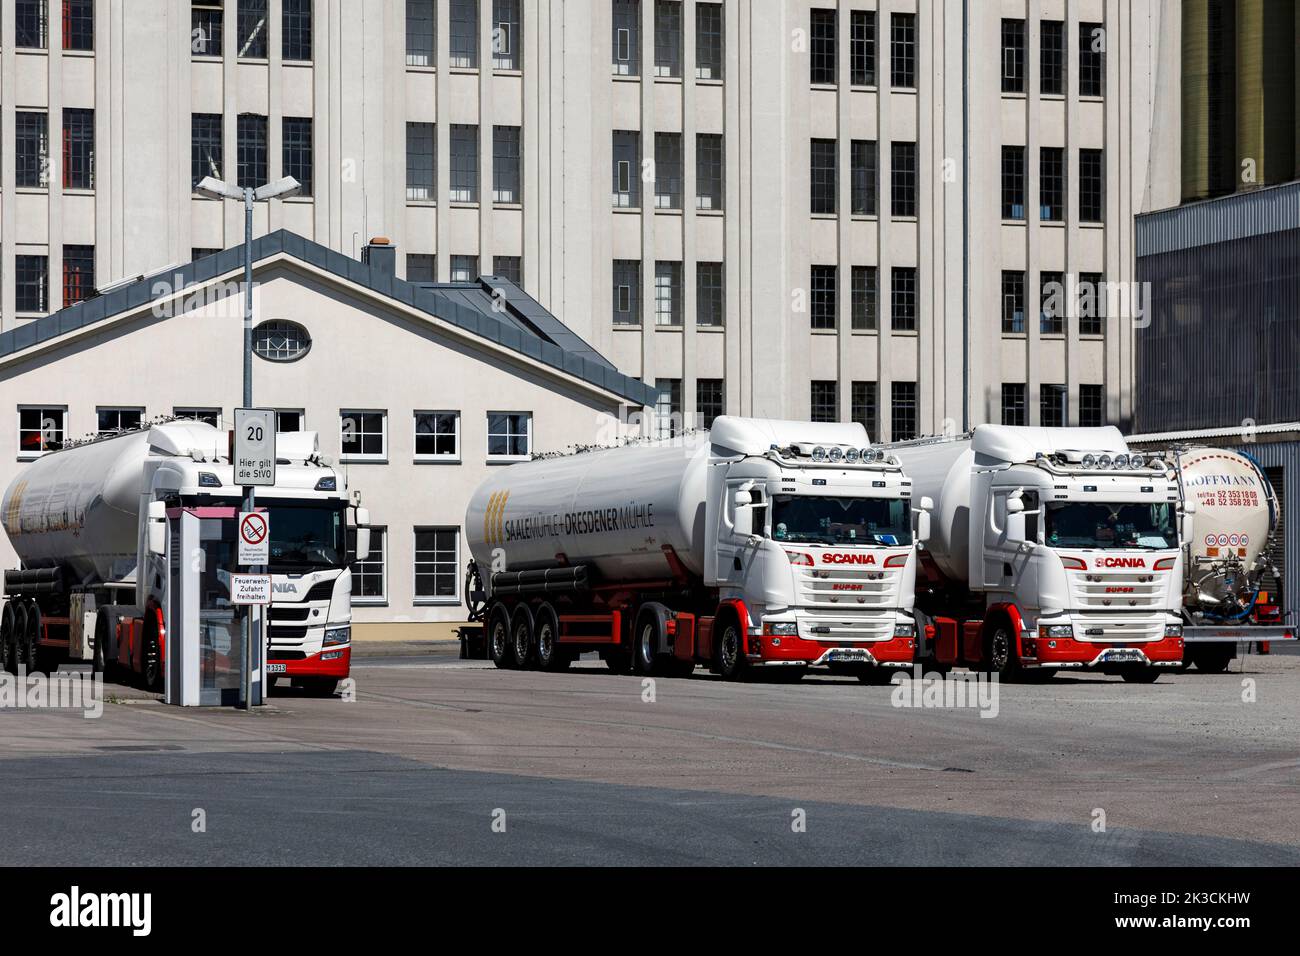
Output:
1136,180,1300,258
0,230,657,408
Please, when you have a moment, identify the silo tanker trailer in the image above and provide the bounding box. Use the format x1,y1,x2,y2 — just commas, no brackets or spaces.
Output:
464,417,920,682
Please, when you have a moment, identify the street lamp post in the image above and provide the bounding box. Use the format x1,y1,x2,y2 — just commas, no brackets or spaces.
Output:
194,175,300,709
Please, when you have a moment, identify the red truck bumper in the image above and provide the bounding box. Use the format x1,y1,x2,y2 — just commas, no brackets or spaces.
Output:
1023,634,1183,668
750,634,916,666
267,646,352,680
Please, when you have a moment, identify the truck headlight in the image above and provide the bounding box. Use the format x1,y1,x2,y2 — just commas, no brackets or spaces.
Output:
893,623,916,638
1164,624,1183,638
764,621,799,636
323,626,351,646
1039,624,1074,639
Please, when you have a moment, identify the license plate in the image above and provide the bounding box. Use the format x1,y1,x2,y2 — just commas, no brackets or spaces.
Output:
266,663,288,674
1100,648,1143,663
827,648,871,663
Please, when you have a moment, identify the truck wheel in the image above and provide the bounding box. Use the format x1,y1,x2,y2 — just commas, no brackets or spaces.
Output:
0,602,13,675
21,602,40,675
142,611,163,691
633,612,665,676
488,605,512,669
1121,667,1161,684
1191,645,1234,674
509,605,535,669
12,603,29,674
984,624,1020,681
714,619,744,681
534,604,568,672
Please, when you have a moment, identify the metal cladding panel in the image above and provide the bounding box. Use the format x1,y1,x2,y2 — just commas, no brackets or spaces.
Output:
1137,181,1300,256
1225,440,1300,621
1136,226,1300,433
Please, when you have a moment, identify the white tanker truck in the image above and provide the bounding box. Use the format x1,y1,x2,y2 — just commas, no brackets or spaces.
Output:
464,417,919,682
0,421,368,701
1159,446,1294,672
888,425,1186,682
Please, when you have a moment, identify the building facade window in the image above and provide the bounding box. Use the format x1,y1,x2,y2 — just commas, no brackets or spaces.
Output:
1001,19,1025,94
810,8,836,85
237,114,269,188
1079,273,1106,335
283,117,314,196
695,2,723,79
406,122,436,201
613,260,641,325
810,265,837,330
891,267,917,331
253,320,311,361
16,255,48,313
450,124,480,202
1079,22,1106,97
850,10,876,86
276,410,305,432
450,255,478,281
613,130,641,207
238,0,269,59
654,262,682,327
283,0,312,60
493,125,521,203
348,526,387,604
654,132,683,209
1079,384,1106,427
1040,271,1065,334
697,379,724,429
891,382,918,440
1001,384,1027,426
654,0,682,78
851,266,878,331
654,380,682,438
16,0,47,48
174,408,220,427
406,0,436,67
414,528,459,601
1080,149,1105,222
492,0,520,70
1002,270,1026,333
97,408,143,436
407,254,436,282
192,113,223,187
1041,20,1065,95
415,411,460,459
1040,147,1065,221
810,381,838,423
63,109,95,190
890,13,916,88
487,412,531,458
16,112,50,189
18,407,65,457
1002,145,1025,220
63,0,94,51
493,256,522,285
851,140,877,216
340,410,387,461
63,245,95,306
851,381,878,436
810,138,837,215
450,0,479,68
1040,385,1067,427
891,141,917,217
612,0,640,76
697,262,724,327
192,2,223,56
696,133,724,210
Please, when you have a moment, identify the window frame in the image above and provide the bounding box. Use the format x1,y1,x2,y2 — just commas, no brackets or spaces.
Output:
414,410,462,463
17,405,67,460
15,254,50,314
237,0,269,60
236,113,269,189
1001,270,1027,334
282,116,314,197
890,141,917,218
348,525,389,605
810,381,838,424
810,138,837,216
890,12,917,89
487,411,533,462
1001,145,1026,221
96,407,145,437
406,122,436,202
891,266,918,332
492,125,522,204
449,0,480,69
695,2,724,80
340,409,389,463
16,111,50,190
413,527,461,605
850,10,876,86
282,0,313,61
810,265,838,331
809,8,836,86
63,244,95,306
406,0,436,67
1001,19,1026,94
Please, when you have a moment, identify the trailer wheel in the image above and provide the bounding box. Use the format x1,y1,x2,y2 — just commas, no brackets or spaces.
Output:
1190,644,1234,674
20,602,40,675
142,611,163,691
534,604,568,672
0,602,13,675
510,605,535,669
714,618,744,681
12,603,28,674
633,612,664,676
488,605,512,669
1120,667,1161,684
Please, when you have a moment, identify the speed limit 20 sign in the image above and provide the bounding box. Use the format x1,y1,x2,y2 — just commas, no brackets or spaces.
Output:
234,407,277,487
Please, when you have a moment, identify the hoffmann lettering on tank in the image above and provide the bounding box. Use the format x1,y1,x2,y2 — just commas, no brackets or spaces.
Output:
482,488,655,547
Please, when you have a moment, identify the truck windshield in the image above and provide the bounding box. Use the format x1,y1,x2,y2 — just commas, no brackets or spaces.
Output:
1044,502,1178,550
771,496,911,546
265,503,346,568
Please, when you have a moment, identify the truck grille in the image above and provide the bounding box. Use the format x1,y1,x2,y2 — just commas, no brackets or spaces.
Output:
1070,616,1166,644
266,576,337,654
796,609,897,642
795,566,903,611
1069,569,1170,612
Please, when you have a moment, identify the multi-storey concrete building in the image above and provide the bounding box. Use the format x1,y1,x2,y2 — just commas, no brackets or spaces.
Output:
1,0,1179,433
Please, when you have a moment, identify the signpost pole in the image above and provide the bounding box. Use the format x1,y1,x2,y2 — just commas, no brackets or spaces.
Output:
241,190,255,712
235,407,276,711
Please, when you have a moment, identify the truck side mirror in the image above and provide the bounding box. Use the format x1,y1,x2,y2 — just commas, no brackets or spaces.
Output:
353,507,372,562
733,490,753,507
919,496,935,512
147,501,167,556
1006,495,1025,514
915,510,931,545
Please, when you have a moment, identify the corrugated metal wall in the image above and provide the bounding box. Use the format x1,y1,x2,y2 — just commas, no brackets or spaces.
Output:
1135,226,1300,432
1230,441,1300,619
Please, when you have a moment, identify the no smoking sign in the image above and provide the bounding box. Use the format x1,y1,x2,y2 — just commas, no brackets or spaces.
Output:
239,511,270,565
